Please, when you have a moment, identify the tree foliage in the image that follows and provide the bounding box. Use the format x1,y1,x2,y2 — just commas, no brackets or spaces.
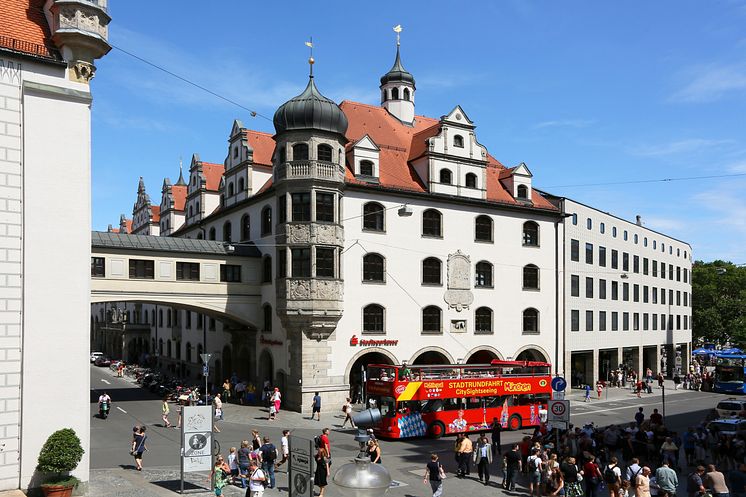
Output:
36,428,84,476
693,260,746,346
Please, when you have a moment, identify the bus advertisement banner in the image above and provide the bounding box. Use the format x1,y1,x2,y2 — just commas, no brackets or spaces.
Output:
396,376,551,401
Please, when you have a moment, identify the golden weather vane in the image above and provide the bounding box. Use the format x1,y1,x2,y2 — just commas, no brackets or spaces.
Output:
305,37,314,76
393,24,402,46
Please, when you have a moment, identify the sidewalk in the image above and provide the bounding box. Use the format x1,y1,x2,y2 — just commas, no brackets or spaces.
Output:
563,379,690,404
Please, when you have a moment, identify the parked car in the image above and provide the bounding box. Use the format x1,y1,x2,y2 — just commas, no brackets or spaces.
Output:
94,356,111,367
90,352,104,363
706,418,746,436
716,398,746,418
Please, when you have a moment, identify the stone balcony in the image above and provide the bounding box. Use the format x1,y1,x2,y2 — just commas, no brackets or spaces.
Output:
277,222,344,246
274,160,346,183
276,278,344,339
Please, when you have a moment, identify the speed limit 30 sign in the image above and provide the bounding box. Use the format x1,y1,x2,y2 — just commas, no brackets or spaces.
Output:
548,400,569,422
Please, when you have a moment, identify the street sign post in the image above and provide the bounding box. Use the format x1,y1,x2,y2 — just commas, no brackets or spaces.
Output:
548,400,570,423
200,353,212,405
289,436,314,497
551,376,567,392
180,405,213,494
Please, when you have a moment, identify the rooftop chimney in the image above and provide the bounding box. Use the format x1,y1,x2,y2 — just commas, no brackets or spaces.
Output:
636,215,642,226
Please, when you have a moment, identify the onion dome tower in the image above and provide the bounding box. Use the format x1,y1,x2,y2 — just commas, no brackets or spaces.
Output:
380,27,415,124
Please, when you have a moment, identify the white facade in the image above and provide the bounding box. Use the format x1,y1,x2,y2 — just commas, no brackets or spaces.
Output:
555,197,693,386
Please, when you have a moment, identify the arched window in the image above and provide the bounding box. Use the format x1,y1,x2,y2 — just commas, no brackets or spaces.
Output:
422,257,442,285
359,160,374,176
523,308,539,333
186,342,192,362
634,234,639,244
166,339,171,357
475,261,493,287
453,135,464,148
465,173,477,188
363,253,385,282
188,205,193,217
475,307,493,334
208,227,216,240
262,256,272,283
197,232,203,240
439,169,452,184
292,143,309,161
317,144,333,162
523,264,539,290
263,304,272,332
391,87,399,100
363,202,385,232
228,183,234,196
422,209,442,237
572,213,578,225
261,206,272,236
238,177,245,192
523,221,539,246
517,184,529,199
241,214,250,241
403,88,410,101
158,339,163,356
475,215,493,242
196,201,200,213
422,306,442,333
363,304,385,333
223,221,232,243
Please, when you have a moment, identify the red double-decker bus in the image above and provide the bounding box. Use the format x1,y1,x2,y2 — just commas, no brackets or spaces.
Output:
365,360,552,439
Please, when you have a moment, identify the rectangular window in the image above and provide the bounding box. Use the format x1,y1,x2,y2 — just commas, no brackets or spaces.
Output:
197,314,203,329
291,248,311,277
129,259,154,279
677,315,681,330
661,288,666,305
316,192,335,223
633,284,639,303
643,258,649,275
643,285,649,303
91,257,105,277
278,194,287,223
585,277,594,298
652,313,657,330
585,243,593,264
291,192,311,221
599,279,607,299
661,262,666,279
684,292,688,306
622,252,629,272
186,311,192,329
586,310,593,331
315,247,336,277
571,310,580,331
611,312,618,331
684,268,689,283
670,267,674,280
571,275,580,297
652,287,658,304
684,315,688,329
611,281,618,300
209,317,216,330
167,310,172,327
677,291,681,306
278,249,287,278
669,289,674,305
571,239,579,262
643,313,649,331
176,262,200,281
633,255,640,274
623,282,629,301
623,312,629,331
599,311,607,331
653,260,658,277
219,264,241,282
599,246,606,267
662,313,667,330
611,249,618,269
634,312,639,331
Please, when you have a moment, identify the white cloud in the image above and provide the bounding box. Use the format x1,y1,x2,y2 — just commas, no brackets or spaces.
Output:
670,63,746,103
728,161,746,173
629,138,734,157
534,119,596,129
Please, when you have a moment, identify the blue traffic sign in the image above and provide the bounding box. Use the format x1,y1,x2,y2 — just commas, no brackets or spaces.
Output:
551,376,567,392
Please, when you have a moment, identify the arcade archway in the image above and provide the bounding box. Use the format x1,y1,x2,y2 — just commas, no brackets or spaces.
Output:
411,349,452,365
258,349,274,386
346,350,396,404
515,347,549,362
466,349,499,364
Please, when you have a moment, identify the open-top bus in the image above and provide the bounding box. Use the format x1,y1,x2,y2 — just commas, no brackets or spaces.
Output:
714,353,746,394
366,359,552,439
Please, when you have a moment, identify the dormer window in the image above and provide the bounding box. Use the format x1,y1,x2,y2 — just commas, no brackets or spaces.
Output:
318,144,333,162
403,88,410,101
517,184,528,199
465,173,477,189
292,143,309,161
360,160,374,176
453,135,464,148
439,169,452,185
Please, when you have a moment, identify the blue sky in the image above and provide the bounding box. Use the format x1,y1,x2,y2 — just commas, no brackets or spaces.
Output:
91,1,746,263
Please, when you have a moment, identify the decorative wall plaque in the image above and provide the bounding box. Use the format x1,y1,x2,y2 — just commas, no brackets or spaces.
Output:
443,250,474,311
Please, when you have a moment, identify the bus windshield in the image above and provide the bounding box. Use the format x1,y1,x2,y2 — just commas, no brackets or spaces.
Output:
716,366,745,383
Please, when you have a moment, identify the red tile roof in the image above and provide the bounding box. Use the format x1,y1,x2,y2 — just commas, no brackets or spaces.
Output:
246,130,274,166
122,219,132,234
171,185,187,211
0,0,60,61
150,205,161,223
200,162,225,191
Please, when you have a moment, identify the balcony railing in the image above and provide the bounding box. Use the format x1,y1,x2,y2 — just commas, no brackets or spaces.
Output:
275,160,345,182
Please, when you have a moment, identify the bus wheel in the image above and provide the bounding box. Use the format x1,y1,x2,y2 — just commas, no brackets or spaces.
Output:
429,421,446,438
508,414,522,431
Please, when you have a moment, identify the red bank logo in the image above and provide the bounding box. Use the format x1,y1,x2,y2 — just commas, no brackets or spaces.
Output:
395,384,407,395
349,335,359,346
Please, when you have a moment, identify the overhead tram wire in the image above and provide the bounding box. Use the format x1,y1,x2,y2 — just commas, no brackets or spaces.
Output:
541,172,746,189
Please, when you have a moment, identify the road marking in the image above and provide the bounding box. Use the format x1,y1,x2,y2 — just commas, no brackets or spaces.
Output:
101,379,110,385
572,395,712,415
117,407,127,414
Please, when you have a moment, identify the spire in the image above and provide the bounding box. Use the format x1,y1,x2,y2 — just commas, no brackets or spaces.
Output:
305,38,314,78
380,27,415,88
137,176,146,193
175,157,187,186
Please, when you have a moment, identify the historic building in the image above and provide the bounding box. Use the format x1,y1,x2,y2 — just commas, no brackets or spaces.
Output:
94,40,691,415
1,0,110,491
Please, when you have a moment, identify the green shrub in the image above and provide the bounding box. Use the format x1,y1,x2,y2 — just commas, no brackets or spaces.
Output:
36,428,84,479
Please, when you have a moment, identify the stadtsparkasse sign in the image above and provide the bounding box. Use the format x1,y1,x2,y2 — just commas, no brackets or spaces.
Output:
350,335,398,347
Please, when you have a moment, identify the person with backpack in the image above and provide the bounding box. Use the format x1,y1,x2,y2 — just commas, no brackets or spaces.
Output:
604,456,623,497
248,460,266,497
583,453,602,497
423,453,446,497
527,447,543,497
259,436,277,489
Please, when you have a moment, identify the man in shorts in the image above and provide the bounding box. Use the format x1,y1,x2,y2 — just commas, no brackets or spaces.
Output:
311,392,321,421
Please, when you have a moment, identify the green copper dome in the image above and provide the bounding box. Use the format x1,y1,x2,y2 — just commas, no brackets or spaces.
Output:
273,77,348,136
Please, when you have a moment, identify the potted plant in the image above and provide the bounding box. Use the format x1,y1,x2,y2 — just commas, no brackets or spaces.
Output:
36,428,84,497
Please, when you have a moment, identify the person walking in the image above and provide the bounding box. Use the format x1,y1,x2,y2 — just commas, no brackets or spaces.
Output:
559,456,583,497
424,453,446,497
275,430,290,471
222,379,231,403
209,455,231,496
585,384,592,402
319,427,331,457
314,446,330,497
655,461,679,497
160,398,172,428
527,447,543,497
248,460,266,497
212,393,223,433
636,467,652,497
473,433,492,485
237,440,251,489
705,464,730,497
341,398,356,428
597,381,604,399
459,434,473,477
604,456,623,497
131,426,147,471
688,466,706,497
227,447,239,484
503,444,522,491
311,392,322,421
635,407,645,427
259,436,277,489
490,417,502,457
583,453,602,497
251,430,262,451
